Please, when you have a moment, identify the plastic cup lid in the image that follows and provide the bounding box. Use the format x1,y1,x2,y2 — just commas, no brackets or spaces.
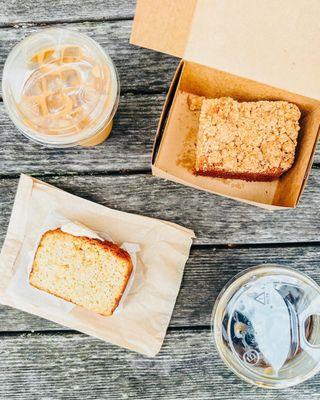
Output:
212,264,320,389
2,28,119,146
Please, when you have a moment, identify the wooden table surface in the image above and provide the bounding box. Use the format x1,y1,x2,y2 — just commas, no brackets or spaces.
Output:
0,1,320,399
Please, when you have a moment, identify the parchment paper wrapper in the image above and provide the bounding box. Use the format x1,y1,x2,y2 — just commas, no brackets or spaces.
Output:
4,213,139,316
0,174,195,356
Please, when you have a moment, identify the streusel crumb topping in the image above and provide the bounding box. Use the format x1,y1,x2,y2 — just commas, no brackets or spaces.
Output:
195,97,300,174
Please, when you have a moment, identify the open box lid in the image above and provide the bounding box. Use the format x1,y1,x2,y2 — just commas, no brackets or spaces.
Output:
131,0,320,100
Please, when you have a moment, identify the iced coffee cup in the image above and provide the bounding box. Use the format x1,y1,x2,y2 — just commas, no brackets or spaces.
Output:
2,28,119,147
212,265,320,388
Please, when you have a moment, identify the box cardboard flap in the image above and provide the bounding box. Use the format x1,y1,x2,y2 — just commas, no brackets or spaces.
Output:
131,0,197,58
131,0,320,99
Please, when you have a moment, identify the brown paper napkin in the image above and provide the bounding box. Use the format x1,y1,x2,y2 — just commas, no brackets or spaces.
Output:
0,174,195,356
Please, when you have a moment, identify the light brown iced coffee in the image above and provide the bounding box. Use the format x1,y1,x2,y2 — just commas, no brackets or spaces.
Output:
3,29,119,147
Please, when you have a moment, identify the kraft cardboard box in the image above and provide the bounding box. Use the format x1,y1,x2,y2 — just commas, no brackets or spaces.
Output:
131,0,320,209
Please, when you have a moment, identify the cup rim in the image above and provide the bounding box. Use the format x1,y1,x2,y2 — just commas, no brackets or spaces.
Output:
211,264,320,389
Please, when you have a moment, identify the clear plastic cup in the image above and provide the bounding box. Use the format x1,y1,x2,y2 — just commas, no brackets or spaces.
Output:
212,264,320,388
2,28,120,147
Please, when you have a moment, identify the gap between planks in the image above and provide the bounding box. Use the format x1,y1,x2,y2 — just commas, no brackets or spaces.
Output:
0,168,153,181
0,16,134,29
0,168,320,181
0,325,211,338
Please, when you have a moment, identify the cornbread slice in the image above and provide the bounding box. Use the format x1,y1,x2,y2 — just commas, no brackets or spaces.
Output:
194,96,301,181
29,228,133,316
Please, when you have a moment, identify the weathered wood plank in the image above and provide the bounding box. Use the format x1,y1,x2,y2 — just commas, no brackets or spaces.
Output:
0,92,319,175
0,173,320,246
2,0,135,26
0,20,179,96
0,329,318,399
0,93,163,175
0,245,319,332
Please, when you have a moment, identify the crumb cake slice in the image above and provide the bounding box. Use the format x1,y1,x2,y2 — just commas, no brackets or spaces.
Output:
29,229,133,316
194,97,301,181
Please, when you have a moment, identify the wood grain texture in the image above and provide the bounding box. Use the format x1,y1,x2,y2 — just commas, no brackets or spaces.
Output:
1,0,136,26
0,1,319,398
0,93,319,175
0,245,319,332
0,330,319,400
0,173,320,246
0,20,179,96
0,94,163,175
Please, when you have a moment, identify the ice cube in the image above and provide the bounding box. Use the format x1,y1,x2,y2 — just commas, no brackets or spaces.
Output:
61,46,84,63
46,91,72,115
45,72,63,93
61,67,81,89
28,47,56,66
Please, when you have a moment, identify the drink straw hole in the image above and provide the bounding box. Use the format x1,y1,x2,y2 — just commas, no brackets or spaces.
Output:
305,314,320,346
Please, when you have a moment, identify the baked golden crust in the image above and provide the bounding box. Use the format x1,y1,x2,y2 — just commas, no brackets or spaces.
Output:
193,96,301,181
195,168,284,182
29,228,133,316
